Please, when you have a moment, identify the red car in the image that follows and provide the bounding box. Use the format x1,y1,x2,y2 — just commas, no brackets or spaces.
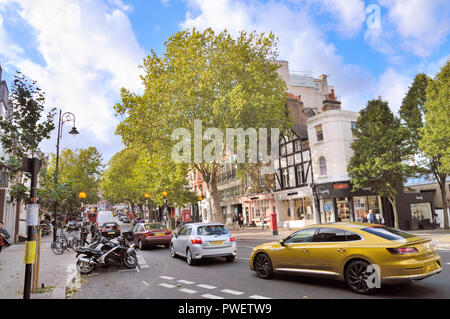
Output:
132,223,172,250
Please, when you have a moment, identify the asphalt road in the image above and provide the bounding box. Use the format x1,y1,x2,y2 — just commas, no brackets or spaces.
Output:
72,218,450,299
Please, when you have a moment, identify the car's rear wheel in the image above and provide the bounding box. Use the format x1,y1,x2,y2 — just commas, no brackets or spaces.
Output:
254,253,273,279
345,260,377,294
225,256,235,263
186,248,196,266
138,239,145,250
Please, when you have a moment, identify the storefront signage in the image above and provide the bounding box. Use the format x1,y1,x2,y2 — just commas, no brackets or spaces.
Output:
333,183,350,190
287,192,298,196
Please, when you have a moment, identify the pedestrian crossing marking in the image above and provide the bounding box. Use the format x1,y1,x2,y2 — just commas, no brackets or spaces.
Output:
202,294,224,299
159,283,176,288
221,289,244,295
177,280,194,285
179,288,197,294
249,295,272,299
197,284,216,290
160,276,175,280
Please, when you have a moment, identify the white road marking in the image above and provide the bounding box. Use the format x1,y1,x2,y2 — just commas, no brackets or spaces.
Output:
159,283,176,288
202,294,224,299
236,257,250,260
179,288,198,294
136,267,139,272
221,289,244,296
446,262,450,265
249,295,272,299
160,276,175,280
177,280,194,285
197,284,217,290
142,281,149,286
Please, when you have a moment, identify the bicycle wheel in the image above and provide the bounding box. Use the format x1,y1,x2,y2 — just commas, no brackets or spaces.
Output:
51,241,64,255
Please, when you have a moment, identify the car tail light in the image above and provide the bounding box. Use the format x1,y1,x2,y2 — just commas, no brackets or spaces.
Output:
387,247,418,255
229,236,235,242
145,233,150,238
168,231,172,236
117,227,120,231
102,228,106,232
191,237,202,244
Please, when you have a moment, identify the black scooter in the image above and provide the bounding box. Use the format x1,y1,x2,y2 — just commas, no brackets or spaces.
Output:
75,232,137,274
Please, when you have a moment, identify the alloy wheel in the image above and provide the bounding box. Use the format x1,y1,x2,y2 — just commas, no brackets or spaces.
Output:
254,254,273,279
346,260,377,294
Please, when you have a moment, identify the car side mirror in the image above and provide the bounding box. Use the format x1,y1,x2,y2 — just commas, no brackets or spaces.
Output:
174,232,178,238
279,239,286,246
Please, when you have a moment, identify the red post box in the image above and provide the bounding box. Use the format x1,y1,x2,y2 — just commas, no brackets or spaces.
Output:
270,211,278,236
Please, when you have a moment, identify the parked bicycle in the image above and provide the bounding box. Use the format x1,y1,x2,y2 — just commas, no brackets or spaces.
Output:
51,233,80,255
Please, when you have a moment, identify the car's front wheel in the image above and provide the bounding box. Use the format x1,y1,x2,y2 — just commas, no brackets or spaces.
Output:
254,253,273,279
170,244,177,258
345,260,378,295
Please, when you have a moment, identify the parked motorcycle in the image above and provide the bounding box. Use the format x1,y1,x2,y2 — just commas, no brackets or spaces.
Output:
75,231,137,274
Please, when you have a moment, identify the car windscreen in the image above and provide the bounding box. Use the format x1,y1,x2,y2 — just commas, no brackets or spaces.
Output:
144,224,166,230
197,225,228,236
361,226,417,240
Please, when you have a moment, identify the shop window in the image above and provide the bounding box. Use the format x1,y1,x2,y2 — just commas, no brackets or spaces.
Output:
410,203,433,221
315,124,324,142
319,156,327,176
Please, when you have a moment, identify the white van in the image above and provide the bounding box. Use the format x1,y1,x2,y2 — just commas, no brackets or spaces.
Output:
97,211,115,226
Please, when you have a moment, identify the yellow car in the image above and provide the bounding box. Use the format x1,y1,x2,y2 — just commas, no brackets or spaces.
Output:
249,223,441,294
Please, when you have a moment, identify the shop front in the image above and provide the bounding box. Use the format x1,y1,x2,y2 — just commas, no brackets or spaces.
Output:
274,186,317,228
314,181,386,225
242,193,275,227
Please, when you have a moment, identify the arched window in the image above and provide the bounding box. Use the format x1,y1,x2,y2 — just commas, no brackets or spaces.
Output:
319,156,327,176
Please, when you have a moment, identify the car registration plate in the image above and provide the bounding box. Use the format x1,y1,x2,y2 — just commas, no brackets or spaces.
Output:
427,262,439,272
155,233,165,236
211,241,224,246
108,232,115,234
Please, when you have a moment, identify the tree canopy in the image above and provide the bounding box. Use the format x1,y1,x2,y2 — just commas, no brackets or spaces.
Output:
114,28,290,222
348,97,412,228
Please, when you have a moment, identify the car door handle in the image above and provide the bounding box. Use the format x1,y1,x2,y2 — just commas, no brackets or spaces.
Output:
301,249,308,253
337,248,346,253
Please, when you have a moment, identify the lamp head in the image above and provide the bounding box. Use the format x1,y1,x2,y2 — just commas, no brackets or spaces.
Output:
69,127,79,136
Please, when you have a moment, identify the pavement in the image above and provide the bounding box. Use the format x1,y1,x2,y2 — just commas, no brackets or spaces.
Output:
0,233,78,299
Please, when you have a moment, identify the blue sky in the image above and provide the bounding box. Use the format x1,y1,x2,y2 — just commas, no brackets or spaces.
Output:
0,0,449,164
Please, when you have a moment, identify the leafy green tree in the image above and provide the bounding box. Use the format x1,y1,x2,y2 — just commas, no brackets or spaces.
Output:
419,60,450,229
348,98,412,229
38,147,103,216
114,28,290,223
100,147,195,211
0,72,55,227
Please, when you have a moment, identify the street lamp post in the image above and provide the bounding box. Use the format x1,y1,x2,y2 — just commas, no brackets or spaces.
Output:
79,191,87,218
162,190,168,228
144,193,150,221
53,110,79,242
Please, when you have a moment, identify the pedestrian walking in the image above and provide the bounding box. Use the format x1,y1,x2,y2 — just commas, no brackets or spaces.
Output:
260,212,266,230
80,222,88,247
368,210,375,223
238,214,244,229
232,214,239,230
0,221,12,261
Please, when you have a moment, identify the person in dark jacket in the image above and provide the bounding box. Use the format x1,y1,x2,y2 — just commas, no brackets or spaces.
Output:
0,221,11,257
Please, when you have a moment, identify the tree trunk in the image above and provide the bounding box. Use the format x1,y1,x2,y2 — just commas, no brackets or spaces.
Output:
388,196,399,229
14,199,21,243
439,177,449,229
208,182,224,224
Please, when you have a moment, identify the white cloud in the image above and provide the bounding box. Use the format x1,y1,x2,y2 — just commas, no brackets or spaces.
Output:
0,0,145,148
378,0,450,57
181,0,377,111
374,67,411,113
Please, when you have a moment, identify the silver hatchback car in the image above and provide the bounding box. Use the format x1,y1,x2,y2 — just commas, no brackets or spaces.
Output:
170,223,237,265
